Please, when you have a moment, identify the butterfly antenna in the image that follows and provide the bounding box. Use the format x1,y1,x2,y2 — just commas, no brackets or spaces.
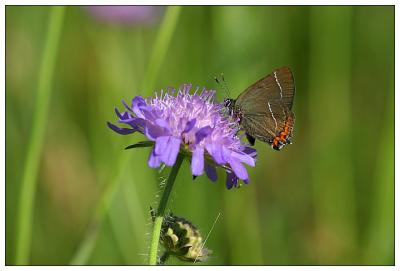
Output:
214,73,231,97
194,212,222,263
221,73,231,97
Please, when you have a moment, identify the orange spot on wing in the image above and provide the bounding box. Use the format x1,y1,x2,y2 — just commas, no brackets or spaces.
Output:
272,117,294,148
278,121,291,142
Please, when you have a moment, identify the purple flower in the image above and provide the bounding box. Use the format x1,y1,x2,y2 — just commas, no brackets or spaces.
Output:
108,85,257,189
86,6,161,25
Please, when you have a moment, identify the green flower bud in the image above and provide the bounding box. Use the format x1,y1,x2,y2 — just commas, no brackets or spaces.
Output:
160,213,211,263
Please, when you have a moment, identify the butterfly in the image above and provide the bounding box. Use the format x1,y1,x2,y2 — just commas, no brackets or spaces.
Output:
224,67,295,150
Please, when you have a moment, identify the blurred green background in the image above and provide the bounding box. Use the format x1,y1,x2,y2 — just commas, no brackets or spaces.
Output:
6,5,394,265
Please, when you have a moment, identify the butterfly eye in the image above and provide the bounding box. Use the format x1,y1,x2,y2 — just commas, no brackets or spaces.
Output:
224,99,233,108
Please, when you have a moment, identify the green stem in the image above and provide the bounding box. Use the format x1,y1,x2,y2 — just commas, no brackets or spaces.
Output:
69,6,182,265
15,6,65,265
148,154,184,265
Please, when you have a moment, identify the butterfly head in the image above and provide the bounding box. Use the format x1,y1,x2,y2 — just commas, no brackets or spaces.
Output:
223,98,237,117
223,98,235,111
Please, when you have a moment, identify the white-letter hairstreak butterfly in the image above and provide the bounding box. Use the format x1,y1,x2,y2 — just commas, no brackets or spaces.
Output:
224,67,295,151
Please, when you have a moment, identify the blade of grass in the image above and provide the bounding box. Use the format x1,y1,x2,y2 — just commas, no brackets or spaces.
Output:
15,6,65,265
108,176,146,264
70,6,182,264
212,7,267,264
308,7,356,263
363,70,394,264
141,6,181,93
70,153,131,265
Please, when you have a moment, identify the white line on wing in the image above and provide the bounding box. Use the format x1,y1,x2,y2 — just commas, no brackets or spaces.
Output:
274,71,283,99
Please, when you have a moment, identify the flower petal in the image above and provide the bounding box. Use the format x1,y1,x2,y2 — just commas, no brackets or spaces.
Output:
107,122,136,135
231,151,256,167
243,146,257,157
229,159,248,180
155,118,171,133
191,146,204,176
221,146,232,162
161,137,181,166
195,126,212,143
148,148,161,168
145,122,166,140
226,171,239,189
141,107,157,121
205,164,217,182
132,96,147,118
205,144,225,164
183,119,196,133
122,100,133,112
115,107,125,119
121,118,146,133
155,136,170,155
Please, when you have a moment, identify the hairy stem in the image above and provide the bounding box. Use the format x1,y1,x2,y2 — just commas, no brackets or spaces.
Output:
148,154,184,265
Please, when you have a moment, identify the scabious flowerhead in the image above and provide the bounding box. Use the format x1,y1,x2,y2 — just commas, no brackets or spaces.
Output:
107,84,257,189
86,6,161,25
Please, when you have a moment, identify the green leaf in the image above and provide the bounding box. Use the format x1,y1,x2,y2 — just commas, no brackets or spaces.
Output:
124,141,154,150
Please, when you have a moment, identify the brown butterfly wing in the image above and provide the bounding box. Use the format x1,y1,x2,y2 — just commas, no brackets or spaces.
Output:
241,103,294,143
235,67,295,142
236,66,295,111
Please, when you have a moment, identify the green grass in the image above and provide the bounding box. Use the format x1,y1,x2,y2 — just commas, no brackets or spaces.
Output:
6,5,394,265
70,6,182,264
14,6,65,265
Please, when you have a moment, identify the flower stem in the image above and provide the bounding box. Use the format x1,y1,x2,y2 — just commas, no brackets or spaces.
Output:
15,6,65,265
148,154,184,265
69,6,181,264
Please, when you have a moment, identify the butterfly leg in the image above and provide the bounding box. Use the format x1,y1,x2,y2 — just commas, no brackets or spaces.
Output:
246,133,256,146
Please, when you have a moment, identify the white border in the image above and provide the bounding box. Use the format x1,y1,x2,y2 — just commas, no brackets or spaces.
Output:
1,1,6,269
1,1,398,5
0,265,398,270
394,3,399,269
1,1,397,270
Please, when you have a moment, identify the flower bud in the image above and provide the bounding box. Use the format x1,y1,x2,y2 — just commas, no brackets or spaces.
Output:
160,213,211,262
